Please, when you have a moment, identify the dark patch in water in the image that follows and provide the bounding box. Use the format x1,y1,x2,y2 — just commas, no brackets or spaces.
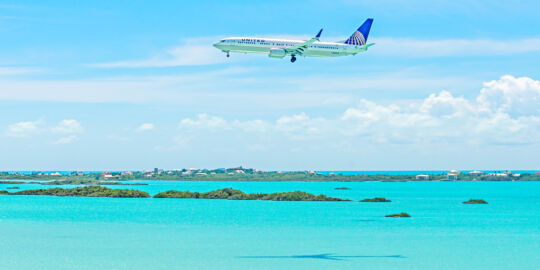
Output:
238,253,405,261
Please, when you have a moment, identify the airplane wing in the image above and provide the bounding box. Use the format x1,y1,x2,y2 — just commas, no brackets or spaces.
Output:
285,29,322,56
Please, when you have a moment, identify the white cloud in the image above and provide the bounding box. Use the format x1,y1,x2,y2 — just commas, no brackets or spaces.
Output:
92,38,230,68
173,75,540,146
53,135,78,144
0,67,263,104
51,119,83,134
5,119,84,144
370,37,540,57
136,123,155,132
5,120,42,138
275,113,328,140
477,75,540,117
0,67,42,76
180,114,228,130
419,90,474,118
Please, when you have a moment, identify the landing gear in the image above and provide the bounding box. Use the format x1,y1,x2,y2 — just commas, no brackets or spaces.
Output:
226,51,230,58
290,55,297,63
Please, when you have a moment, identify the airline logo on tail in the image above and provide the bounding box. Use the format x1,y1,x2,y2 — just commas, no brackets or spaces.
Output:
344,18,373,46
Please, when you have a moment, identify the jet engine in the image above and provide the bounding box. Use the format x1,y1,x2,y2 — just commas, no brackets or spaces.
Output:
268,48,286,58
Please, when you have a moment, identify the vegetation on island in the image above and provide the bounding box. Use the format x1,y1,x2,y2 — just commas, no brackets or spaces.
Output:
0,190,8,195
42,179,147,186
0,179,146,186
2,186,150,198
154,188,349,201
462,199,488,204
0,180,39,184
385,212,411,218
334,187,350,190
360,197,391,202
1,168,539,182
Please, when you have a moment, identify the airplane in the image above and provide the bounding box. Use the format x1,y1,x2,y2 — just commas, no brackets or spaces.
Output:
213,18,374,63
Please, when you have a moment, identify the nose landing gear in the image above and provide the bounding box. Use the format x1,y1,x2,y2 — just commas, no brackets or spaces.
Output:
290,55,297,63
226,51,230,58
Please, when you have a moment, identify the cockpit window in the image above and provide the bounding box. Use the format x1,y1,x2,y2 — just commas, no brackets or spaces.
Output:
220,39,226,42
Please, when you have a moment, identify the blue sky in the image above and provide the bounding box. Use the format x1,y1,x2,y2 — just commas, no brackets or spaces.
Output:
1,0,539,171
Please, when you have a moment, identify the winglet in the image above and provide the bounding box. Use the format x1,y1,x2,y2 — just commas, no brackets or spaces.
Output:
315,29,323,40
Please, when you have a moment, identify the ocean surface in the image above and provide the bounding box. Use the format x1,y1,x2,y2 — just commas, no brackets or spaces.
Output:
1,181,539,269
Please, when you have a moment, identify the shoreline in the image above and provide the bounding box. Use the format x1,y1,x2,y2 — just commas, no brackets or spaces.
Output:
0,179,540,182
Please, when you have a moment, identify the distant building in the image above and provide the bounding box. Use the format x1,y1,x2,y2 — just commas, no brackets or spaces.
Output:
416,174,429,180
469,170,483,176
104,174,120,180
121,171,133,176
195,172,207,175
447,170,459,180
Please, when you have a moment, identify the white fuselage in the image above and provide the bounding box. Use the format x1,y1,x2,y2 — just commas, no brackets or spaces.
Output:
213,37,366,58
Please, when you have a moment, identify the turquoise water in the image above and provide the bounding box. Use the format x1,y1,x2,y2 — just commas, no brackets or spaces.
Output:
1,181,539,269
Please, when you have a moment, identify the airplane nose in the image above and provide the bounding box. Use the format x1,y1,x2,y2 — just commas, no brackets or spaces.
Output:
213,43,221,48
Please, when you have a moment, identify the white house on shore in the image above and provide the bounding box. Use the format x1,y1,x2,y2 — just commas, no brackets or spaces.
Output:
447,170,459,180
416,174,429,180
469,170,483,176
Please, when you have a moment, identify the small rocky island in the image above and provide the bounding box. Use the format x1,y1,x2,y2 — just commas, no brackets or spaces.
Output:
385,212,411,218
360,197,391,202
334,187,350,190
1,186,150,198
154,188,349,201
6,186,20,189
462,199,488,204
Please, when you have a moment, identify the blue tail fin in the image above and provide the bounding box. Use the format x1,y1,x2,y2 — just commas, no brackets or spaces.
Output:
344,18,373,45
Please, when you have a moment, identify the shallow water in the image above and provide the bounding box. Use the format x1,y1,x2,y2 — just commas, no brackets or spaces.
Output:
1,181,539,269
